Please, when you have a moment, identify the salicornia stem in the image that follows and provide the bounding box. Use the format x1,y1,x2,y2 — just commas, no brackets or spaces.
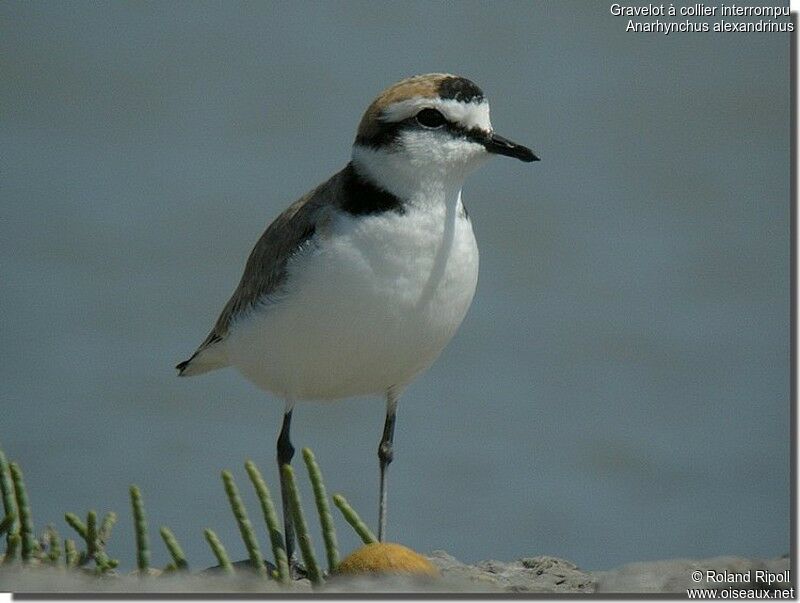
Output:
129,485,150,574
222,469,267,577
203,528,234,575
9,463,34,563
244,460,289,583
332,494,377,544
302,448,339,572
159,526,188,571
282,465,322,585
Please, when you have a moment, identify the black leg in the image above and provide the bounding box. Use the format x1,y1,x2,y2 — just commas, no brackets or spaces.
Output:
378,393,398,542
277,408,296,567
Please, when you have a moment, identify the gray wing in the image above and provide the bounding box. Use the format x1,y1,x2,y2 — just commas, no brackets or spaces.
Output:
176,169,343,376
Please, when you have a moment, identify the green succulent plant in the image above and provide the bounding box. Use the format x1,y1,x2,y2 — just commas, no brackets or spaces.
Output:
0,443,378,588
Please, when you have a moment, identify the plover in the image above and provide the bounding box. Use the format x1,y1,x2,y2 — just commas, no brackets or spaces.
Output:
177,73,537,561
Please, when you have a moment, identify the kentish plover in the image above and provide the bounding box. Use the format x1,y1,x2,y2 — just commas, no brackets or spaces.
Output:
177,73,537,561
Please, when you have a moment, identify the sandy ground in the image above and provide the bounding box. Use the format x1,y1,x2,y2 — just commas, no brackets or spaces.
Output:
0,552,791,594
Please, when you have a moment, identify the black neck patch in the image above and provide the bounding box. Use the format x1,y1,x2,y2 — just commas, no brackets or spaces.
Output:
438,77,484,103
340,163,405,216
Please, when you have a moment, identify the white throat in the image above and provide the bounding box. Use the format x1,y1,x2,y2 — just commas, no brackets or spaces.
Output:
351,144,474,211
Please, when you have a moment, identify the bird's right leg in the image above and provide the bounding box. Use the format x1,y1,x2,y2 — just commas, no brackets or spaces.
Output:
378,390,398,542
277,403,296,570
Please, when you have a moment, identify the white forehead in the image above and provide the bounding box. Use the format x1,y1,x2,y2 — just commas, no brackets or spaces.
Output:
380,96,492,131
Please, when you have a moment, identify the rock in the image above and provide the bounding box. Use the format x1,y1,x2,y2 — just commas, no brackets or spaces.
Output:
426,550,505,591
428,551,595,593
512,555,595,592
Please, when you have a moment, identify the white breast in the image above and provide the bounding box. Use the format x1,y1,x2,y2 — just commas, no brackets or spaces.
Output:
225,196,479,400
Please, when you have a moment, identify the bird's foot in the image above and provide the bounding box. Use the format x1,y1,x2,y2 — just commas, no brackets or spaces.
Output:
288,557,307,580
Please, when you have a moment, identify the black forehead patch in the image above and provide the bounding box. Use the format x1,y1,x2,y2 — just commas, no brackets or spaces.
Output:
438,77,484,103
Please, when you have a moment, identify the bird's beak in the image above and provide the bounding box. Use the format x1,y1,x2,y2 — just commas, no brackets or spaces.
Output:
484,133,539,162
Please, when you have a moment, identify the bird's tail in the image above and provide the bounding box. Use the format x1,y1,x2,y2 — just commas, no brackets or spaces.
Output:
176,344,228,377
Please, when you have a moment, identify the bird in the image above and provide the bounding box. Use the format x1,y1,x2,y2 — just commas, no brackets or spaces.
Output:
176,73,537,565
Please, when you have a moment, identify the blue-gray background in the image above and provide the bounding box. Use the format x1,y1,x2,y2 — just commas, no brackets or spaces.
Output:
1,1,790,572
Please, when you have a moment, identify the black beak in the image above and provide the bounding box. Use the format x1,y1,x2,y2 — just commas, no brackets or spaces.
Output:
484,133,539,162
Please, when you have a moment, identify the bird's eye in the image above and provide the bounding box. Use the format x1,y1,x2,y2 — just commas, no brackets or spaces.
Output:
415,108,446,129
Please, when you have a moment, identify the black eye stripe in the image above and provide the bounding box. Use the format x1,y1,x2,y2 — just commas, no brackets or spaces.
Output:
355,112,488,149
412,114,487,144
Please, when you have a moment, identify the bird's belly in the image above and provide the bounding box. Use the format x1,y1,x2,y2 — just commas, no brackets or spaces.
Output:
226,208,479,400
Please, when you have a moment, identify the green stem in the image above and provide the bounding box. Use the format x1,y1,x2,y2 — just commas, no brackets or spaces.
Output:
281,464,323,585
64,513,87,539
98,511,117,547
86,510,98,560
129,485,150,574
0,513,14,536
244,460,289,583
47,526,61,564
159,526,188,571
221,469,267,577
332,494,377,544
94,549,118,573
0,448,18,549
3,533,20,564
302,448,339,572
10,463,34,563
203,529,234,575
64,538,78,568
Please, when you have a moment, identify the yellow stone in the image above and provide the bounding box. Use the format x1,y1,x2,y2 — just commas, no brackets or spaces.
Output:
336,543,440,576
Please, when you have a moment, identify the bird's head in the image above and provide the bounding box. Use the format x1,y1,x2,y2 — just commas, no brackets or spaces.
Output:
352,73,537,195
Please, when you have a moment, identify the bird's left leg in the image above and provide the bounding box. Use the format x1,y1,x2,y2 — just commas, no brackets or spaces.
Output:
377,389,398,542
277,402,297,570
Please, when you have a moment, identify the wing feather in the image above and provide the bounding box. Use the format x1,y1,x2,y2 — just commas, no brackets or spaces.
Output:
176,168,343,376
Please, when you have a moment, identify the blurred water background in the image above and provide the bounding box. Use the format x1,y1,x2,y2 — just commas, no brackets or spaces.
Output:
1,1,790,571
